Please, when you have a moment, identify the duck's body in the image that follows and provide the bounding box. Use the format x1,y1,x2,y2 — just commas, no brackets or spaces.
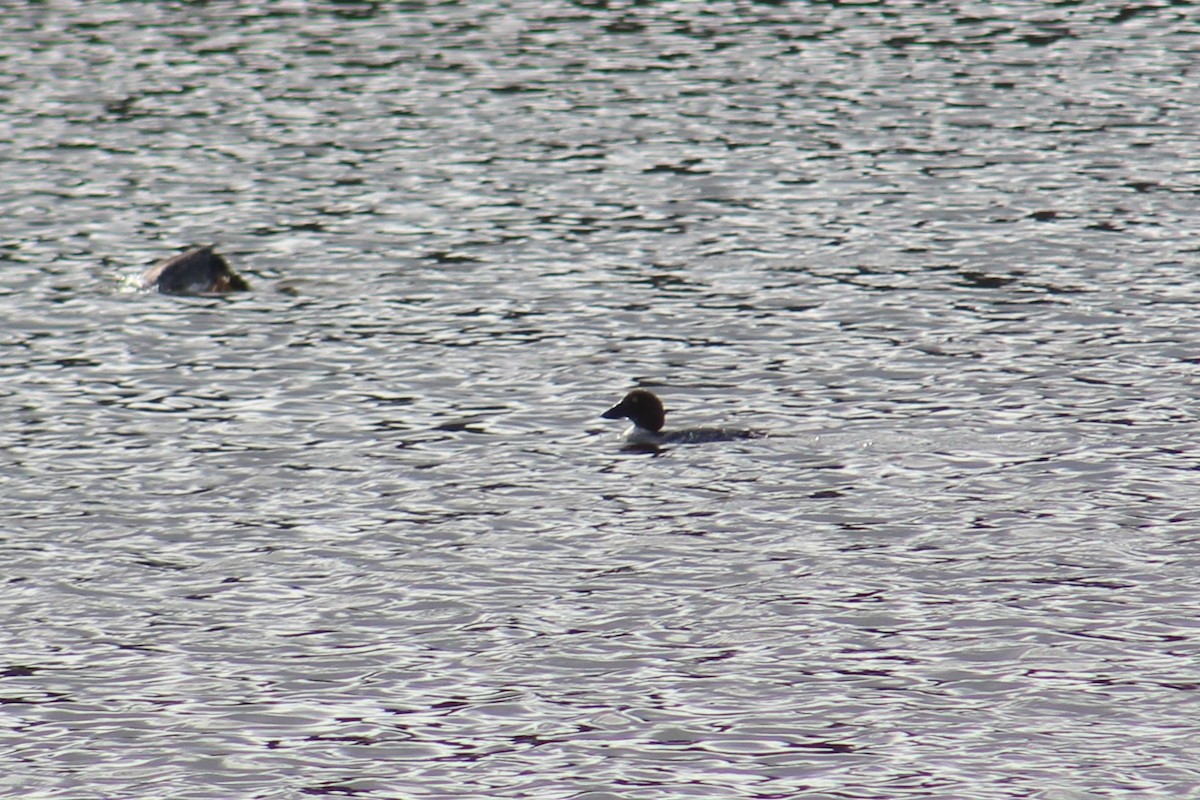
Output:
601,389,762,447
142,246,249,295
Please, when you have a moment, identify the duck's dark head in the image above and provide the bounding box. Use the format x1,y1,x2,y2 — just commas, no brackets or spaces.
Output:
601,389,666,433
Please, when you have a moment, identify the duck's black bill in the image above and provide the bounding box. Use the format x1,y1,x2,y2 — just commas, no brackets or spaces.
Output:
601,403,626,420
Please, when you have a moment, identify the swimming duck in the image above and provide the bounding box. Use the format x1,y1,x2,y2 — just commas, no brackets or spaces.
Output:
601,389,763,447
142,246,249,294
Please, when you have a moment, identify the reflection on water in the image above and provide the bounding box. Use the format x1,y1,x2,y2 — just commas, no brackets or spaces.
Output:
3,2,1200,799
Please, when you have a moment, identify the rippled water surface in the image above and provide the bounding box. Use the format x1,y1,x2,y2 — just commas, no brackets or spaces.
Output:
3,2,1200,798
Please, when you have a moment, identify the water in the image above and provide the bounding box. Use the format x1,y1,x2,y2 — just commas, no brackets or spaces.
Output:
3,2,1200,798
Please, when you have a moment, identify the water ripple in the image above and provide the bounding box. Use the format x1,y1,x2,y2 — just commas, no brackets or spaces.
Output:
3,2,1200,799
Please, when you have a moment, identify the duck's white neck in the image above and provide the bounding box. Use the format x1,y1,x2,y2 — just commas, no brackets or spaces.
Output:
623,425,663,445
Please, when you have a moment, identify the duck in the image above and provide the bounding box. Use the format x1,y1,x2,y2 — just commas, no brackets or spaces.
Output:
601,389,764,447
142,245,249,294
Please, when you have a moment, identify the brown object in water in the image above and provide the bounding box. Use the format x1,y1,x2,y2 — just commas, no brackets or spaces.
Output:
142,246,249,294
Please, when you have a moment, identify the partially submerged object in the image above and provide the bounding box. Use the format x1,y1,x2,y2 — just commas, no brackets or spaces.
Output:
142,246,249,294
